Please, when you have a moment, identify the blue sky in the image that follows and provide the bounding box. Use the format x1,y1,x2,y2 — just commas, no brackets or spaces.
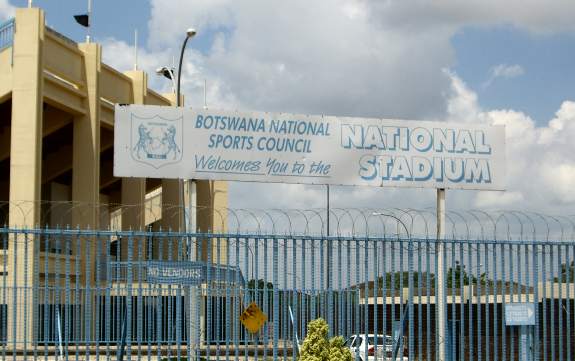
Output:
3,0,575,213
19,0,575,126
451,26,575,124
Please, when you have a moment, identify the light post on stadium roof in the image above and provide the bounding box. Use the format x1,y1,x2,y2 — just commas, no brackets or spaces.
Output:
156,28,196,102
155,66,176,93
176,28,197,107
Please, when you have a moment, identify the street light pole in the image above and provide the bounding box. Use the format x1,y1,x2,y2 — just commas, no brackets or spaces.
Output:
172,28,199,360
370,212,413,361
173,28,197,234
176,28,197,107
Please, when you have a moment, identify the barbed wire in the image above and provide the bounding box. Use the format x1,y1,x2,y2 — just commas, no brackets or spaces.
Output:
1,200,573,241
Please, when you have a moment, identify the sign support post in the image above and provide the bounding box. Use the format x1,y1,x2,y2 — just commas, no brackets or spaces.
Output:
186,180,201,360
437,188,446,361
505,303,535,361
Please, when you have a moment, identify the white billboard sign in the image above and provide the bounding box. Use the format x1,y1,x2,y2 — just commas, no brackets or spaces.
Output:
114,105,505,190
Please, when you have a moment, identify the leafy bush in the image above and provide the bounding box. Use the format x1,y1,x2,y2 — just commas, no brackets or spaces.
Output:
299,319,352,361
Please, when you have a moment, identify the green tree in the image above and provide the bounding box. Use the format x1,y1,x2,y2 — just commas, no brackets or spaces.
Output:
554,261,575,283
247,278,273,290
446,261,492,288
377,271,436,290
247,279,275,319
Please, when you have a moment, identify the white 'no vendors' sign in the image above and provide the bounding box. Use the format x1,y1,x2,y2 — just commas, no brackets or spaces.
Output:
114,105,505,190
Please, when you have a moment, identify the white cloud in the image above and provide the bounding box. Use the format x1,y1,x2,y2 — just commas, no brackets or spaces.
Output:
146,0,454,118
483,64,525,88
491,64,525,79
0,0,15,22
475,191,524,208
229,72,575,214
367,0,575,34
98,1,575,215
441,71,575,211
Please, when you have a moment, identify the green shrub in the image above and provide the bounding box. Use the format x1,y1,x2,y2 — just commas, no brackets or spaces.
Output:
299,319,352,361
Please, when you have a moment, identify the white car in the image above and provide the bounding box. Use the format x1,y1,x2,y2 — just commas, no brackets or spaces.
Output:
344,334,408,361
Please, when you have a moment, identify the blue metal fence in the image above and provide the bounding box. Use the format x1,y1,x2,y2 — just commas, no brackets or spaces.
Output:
0,226,573,360
0,18,14,52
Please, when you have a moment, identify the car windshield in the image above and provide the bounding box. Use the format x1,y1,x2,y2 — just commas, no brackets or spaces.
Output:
367,336,394,346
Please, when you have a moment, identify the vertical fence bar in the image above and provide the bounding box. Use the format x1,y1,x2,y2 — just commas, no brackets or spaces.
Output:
32,231,39,360
311,239,316,322
301,237,306,342
176,234,183,361
22,231,29,358
137,233,144,361
408,237,414,361
276,237,285,361
282,238,287,361
215,235,221,361
43,229,49,360
2,230,8,361
484,242,490,361
399,235,404,357
206,235,212,361
533,241,540,361
105,232,112,360
156,233,163,359
125,232,134,361
450,241,455,361
558,243,564,361
477,241,482,361
462,239,469,360
354,238,359,361
373,239,378,355
225,236,231,361
363,239,368,358
291,237,297,361
567,244,573,361
95,233,103,361
550,243,555,361
346,239,351,339
468,240,473,361
382,239,387,359
243,237,249,361
74,232,80,361
64,229,71,361
485,240,498,361
337,238,342,337
320,238,325,326
234,237,240,361
390,239,396,356
263,236,268,361
425,239,431,361
416,239,422,361
85,233,93,361
326,236,333,337
500,242,506,361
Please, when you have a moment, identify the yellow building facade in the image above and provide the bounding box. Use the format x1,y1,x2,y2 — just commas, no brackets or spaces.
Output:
0,7,227,231
0,8,227,345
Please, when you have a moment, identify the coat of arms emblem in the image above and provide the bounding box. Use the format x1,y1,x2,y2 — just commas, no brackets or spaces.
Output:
130,113,183,168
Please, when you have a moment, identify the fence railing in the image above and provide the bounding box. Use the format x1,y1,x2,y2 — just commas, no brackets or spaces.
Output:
0,18,14,52
2,202,574,240
0,227,573,360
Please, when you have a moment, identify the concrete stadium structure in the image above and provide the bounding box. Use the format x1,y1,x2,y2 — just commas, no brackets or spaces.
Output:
0,8,227,344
